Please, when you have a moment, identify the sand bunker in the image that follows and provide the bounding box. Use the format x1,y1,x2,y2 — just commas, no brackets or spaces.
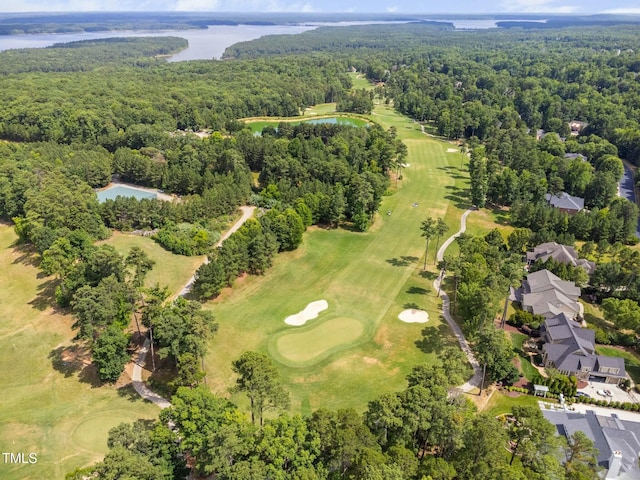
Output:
284,300,328,326
446,148,459,153
398,309,429,323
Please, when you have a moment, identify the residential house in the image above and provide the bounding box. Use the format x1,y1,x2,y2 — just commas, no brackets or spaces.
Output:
541,313,626,383
543,409,640,479
526,242,596,275
569,120,588,136
520,269,582,320
564,152,588,162
546,192,585,214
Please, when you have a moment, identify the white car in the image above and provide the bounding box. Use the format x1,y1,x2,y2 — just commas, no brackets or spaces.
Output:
597,390,607,397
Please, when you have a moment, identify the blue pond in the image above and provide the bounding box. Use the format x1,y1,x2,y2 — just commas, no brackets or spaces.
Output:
97,185,157,203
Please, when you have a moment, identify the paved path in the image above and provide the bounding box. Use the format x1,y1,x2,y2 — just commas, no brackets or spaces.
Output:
433,208,483,393
178,206,256,297
131,206,256,408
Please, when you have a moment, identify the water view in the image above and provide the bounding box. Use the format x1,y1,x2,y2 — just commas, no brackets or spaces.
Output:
0,24,317,61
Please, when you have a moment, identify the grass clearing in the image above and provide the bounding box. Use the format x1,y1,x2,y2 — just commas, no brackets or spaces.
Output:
483,390,545,417
0,227,159,480
348,72,375,91
99,232,204,294
204,103,475,414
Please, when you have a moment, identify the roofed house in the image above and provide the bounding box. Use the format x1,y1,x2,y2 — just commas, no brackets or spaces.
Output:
545,192,585,214
564,152,588,162
541,313,625,383
569,120,588,136
526,242,596,275
543,409,640,479
521,269,582,320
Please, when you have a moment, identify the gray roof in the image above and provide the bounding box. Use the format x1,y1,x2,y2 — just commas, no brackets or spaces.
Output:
542,313,626,380
525,269,581,299
546,192,585,212
543,410,640,479
526,242,595,275
522,271,581,319
564,153,588,162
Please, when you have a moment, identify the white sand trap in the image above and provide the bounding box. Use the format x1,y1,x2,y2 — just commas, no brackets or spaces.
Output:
446,148,459,153
398,309,429,323
284,300,328,326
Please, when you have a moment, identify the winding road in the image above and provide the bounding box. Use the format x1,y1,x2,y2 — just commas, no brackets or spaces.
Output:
131,206,256,408
433,208,483,393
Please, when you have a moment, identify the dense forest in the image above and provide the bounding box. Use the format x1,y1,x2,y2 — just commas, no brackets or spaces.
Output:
4,21,640,480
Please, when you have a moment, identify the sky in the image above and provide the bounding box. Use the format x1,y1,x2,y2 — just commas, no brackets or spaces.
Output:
1,0,640,14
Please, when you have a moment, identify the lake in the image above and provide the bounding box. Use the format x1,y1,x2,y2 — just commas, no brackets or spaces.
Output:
0,24,317,61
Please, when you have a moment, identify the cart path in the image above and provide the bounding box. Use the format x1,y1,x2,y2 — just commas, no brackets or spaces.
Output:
433,208,483,393
131,206,256,408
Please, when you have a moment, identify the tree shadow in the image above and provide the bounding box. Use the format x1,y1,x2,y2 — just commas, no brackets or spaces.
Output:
406,286,428,295
11,243,41,268
49,342,104,387
437,165,468,180
414,324,452,354
419,270,437,280
49,345,85,378
386,256,419,267
404,302,420,310
78,363,103,388
117,384,144,403
28,278,58,311
444,185,471,210
486,205,510,226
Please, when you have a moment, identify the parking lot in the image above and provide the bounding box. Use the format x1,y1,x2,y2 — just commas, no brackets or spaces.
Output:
577,381,639,404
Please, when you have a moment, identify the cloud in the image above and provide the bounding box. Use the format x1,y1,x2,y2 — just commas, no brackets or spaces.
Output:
500,0,579,13
386,6,398,12
174,0,220,10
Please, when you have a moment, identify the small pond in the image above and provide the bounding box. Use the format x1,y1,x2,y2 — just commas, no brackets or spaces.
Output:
248,116,368,135
97,185,158,203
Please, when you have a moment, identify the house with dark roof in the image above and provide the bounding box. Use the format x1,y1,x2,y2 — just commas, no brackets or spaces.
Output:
527,242,596,275
541,313,626,383
564,152,588,162
543,409,640,479
520,269,582,320
546,192,585,214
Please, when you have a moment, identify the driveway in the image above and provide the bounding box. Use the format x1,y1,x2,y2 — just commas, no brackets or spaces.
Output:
578,381,639,404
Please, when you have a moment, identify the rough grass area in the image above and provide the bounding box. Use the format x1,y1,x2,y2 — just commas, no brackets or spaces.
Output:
204,104,474,415
0,227,158,480
99,232,204,295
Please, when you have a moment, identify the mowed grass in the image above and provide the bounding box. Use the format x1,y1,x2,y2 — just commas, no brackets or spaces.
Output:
0,227,158,480
348,72,375,91
99,232,204,295
273,317,364,364
204,104,474,415
483,390,544,417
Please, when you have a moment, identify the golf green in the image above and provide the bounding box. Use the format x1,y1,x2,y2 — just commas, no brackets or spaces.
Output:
275,317,364,364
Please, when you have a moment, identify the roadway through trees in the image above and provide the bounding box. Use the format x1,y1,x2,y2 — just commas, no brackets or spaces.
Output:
131,206,256,408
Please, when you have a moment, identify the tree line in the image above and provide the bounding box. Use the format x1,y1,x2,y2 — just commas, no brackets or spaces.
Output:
67,348,599,480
